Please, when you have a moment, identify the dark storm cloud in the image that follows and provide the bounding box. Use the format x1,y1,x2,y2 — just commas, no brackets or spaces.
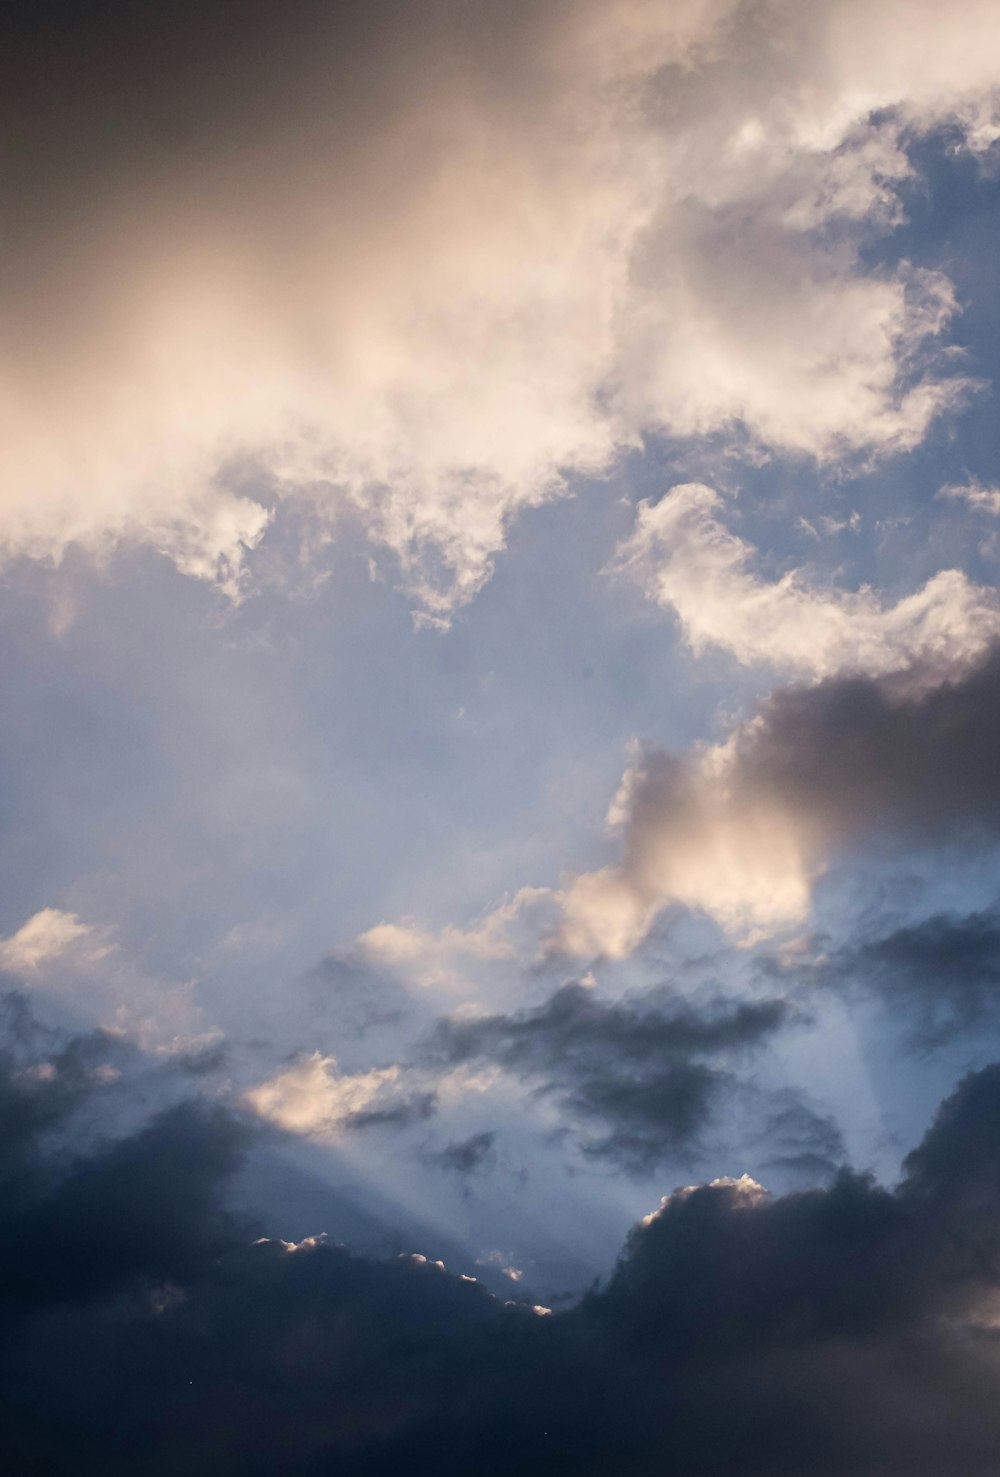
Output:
0,992,103,1171
430,982,792,1170
8,985,1000,1473
2,1100,246,1318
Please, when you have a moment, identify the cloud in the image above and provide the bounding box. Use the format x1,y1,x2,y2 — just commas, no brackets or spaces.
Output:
756,1093,848,1183
356,889,554,993
0,908,109,973
244,1052,408,1137
0,993,124,1176
559,642,1000,952
0,1005,248,1321
0,907,216,1054
431,1130,499,1178
811,906,1000,1049
8,989,1000,1473
2,1,998,614
617,484,1000,679
558,745,820,952
938,477,1000,516
306,954,411,1041
431,981,791,1170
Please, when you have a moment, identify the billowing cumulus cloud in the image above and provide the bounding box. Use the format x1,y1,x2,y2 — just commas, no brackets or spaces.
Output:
560,643,1000,952
618,484,1000,679
3,0,1000,613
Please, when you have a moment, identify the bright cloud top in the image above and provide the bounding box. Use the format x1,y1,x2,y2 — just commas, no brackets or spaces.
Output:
3,0,1000,613
618,484,1000,679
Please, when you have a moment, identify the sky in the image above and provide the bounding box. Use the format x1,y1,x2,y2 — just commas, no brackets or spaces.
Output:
4,1,1000,1471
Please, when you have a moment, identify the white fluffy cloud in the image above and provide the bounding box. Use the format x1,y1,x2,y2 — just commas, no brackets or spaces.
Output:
4,0,1000,614
618,484,1000,679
